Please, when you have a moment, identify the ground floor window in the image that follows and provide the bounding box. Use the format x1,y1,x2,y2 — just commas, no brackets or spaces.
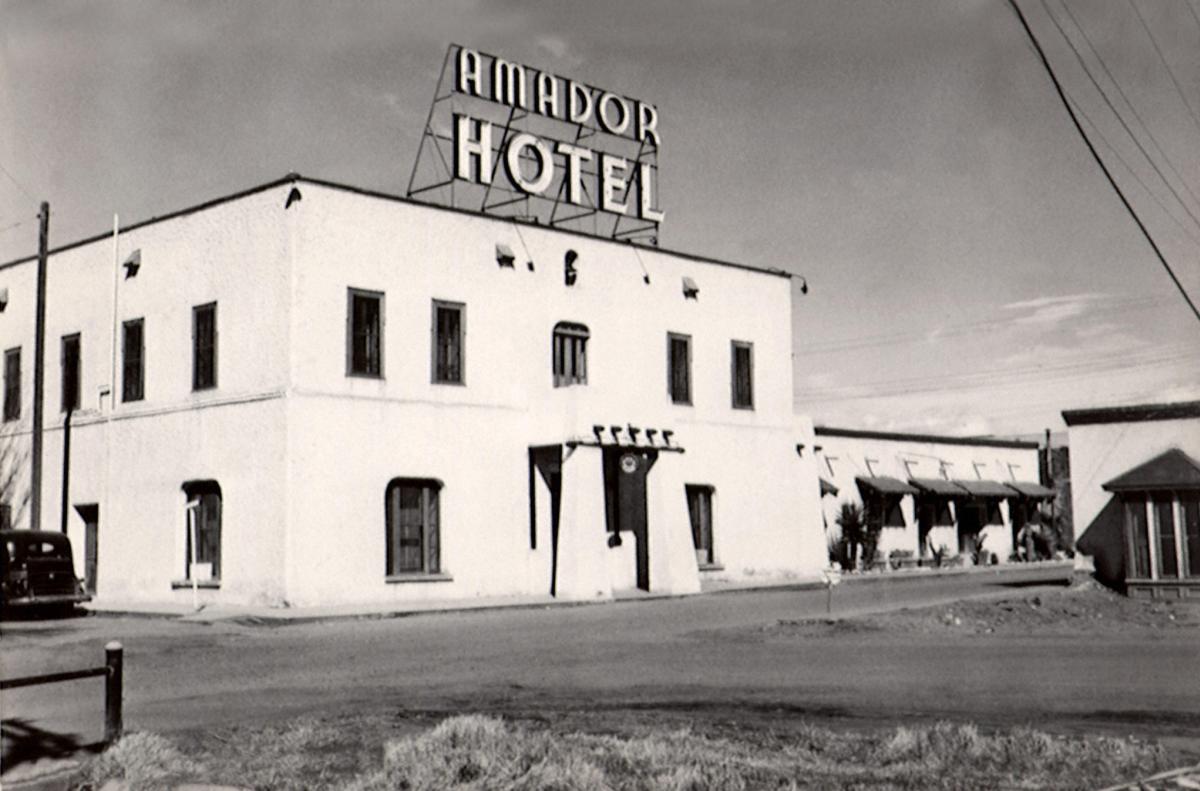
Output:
386,478,441,575
865,493,906,529
183,480,221,581
1124,491,1199,580
686,484,715,566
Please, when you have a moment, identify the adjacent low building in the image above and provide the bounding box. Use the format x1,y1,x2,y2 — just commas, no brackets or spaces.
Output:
813,427,1055,567
0,175,828,607
1064,400,1200,599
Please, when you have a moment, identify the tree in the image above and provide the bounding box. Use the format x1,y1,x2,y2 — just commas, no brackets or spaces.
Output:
835,502,865,571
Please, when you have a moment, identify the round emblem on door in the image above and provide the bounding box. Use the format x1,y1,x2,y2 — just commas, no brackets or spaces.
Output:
620,453,638,474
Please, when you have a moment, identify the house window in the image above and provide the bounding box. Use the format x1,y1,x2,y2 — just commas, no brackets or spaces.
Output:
1184,493,1200,577
731,340,753,409
432,300,465,384
385,478,441,575
61,334,81,412
867,494,906,528
1153,495,1179,579
3,348,19,422
1125,495,1151,579
183,480,221,582
347,288,384,377
667,332,691,405
192,302,217,390
122,319,144,402
686,484,715,566
552,322,588,387
0,503,10,530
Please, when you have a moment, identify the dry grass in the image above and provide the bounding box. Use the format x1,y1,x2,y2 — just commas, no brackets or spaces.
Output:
76,714,1172,791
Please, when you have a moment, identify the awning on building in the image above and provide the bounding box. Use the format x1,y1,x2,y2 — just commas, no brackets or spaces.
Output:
1102,448,1200,492
820,478,839,497
855,476,918,495
909,477,966,497
1005,481,1057,499
953,479,1015,498
495,243,516,267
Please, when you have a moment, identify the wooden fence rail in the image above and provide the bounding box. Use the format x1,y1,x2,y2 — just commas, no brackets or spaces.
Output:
0,641,123,744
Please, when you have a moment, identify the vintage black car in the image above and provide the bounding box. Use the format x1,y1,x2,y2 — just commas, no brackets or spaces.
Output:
1,530,91,612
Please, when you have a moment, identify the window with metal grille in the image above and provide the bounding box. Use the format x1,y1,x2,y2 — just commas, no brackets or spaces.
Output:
668,332,691,405
385,478,441,575
731,340,753,409
192,303,217,390
123,319,144,402
61,334,80,412
3,348,19,422
347,288,383,377
432,300,464,384
686,484,715,566
552,322,588,387
183,480,222,581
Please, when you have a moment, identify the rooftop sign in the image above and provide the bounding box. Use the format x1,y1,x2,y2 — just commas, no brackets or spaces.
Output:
406,44,663,244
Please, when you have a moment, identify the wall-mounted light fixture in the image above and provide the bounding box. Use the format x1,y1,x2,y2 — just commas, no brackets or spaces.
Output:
682,276,699,300
798,276,809,295
495,243,516,268
285,186,303,209
0,287,8,312
564,250,578,286
123,249,141,278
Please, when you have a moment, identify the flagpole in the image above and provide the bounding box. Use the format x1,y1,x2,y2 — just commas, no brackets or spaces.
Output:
110,215,119,409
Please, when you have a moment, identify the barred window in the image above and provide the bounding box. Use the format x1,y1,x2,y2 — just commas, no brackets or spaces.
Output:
4,347,20,422
123,319,144,402
61,334,81,412
552,322,588,387
668,332,691,405
347,288,384,377
386,478,441,575
432,300,465,384
192,303,217,390
731,340,753,410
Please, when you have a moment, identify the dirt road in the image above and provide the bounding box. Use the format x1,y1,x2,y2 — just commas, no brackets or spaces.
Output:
3,569,1198,759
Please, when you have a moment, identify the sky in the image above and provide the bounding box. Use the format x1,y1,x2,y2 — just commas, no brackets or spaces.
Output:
1,0,1198,438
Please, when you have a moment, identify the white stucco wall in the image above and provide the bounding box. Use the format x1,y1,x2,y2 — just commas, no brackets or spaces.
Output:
0,178,827,606
1067,415,1200,569
814,431,1042,564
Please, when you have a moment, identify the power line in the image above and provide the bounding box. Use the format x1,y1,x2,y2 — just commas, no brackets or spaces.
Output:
1069,94,1200,248
0,161,36,203
1042,0,1200,236
1060,0,1200,218
1006,0,1200,324
1126,0,1200,141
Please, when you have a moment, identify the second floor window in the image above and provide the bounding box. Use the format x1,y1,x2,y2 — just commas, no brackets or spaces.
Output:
3,348,20,421
123,319,144,402
61,334,81,412
668,332,691,405
731,340,754,410
347,288,383,377
432,300,464,384
192,303,217,390
552,322,588,387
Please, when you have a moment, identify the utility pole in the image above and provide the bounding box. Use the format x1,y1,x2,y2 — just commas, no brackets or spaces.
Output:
31,201,48,532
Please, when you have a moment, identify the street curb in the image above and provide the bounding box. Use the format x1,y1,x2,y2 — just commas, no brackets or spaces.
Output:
81,561,1075,628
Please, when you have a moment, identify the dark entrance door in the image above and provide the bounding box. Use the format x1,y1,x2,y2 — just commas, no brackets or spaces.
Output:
74,504,99,594
602,447,658,591
957,500,982,556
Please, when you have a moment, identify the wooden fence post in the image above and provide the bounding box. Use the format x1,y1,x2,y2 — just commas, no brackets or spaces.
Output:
104,641,123,744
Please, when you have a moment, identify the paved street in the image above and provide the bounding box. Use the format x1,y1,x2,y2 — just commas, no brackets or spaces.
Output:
3,567,1198,772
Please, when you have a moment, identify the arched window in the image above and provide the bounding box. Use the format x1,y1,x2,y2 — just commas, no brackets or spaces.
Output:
386,478,441,576
552,322,588,387
182,480,222,581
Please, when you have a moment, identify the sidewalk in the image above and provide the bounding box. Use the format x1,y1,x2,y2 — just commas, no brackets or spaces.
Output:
83,560,1074,625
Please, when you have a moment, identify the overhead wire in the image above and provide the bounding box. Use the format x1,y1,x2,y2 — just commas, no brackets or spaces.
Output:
0,161,36,203
1005,0,1200,324
1059,0,1200,218
1126,0,1200,141
1068,94,1200,248
1041,0,1200,236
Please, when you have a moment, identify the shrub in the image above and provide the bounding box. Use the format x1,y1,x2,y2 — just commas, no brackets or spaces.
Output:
83,732,203,790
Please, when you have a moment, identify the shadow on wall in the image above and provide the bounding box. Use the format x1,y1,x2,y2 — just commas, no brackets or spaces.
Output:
1075,496,1124,590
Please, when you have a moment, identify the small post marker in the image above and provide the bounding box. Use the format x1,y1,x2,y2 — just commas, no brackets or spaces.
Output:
822,566,842,615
